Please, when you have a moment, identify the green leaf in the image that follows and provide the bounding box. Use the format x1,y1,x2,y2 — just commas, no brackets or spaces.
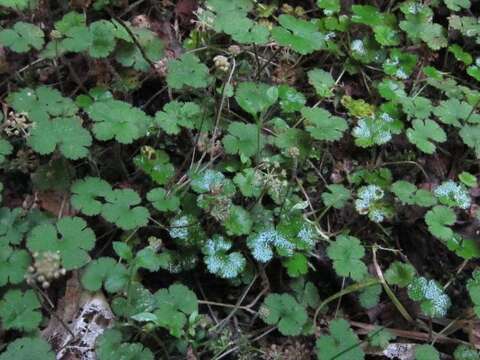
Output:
260,293,307,336
414,189,437,207
0,0,34,10
71,177,113,216
373,25,401,46
272,15,326,55
208,0,269,44
383,49,417,79
0,22,44,53
0,245,30,286
290,278,320,308
27,116,92,159
453,345,480,360
233,168,263,198
308,69,335,98
302,107,348,141
315,318,365,360
415,344,440,360
167,53,210,90
321,184,351,209
112,283,155,317
327,235,367,281
467,270,480,317
408,277,451,318
446,234,480,260
154,100,201,135
102,189,150,230
0,138,12,163
202,235,246,279
54,11,86,33
317,0,340,15
153,283,198,337
351,5,383,26
277,215,316,251
81,257,128,293
169,214,205,247
399,4,447,50
190,169,227,193
134,148,175,185
391,180,417,205
448,44,473,65
378,79,406,101
147,188,179,212
0,207,37,245
401,96,433,120
115,28,164,71
421,23,448,50
368,328,395,349
460,125,480,157
274,126,312,159
434,98,473,127
27,217,95,270
278,84,306,113
444,0,470,11
224,205,252,236
136,248,161,272
433,181,471,209
459,171,477,188
384,261,416,287
467,66,480,82
62,26,92,53
235,82,278,115
283,253,309,277
0,337,55,360
96,329,154,360
223,122,265,159
391,180,436,207
113,242,133,260
88,20,116,58
0,289,41,331
87,98,150,143
352,116,394,147
247,227,294,262
358,282,382,309
406,119,446,154
425,205,456,240
7,86,78,123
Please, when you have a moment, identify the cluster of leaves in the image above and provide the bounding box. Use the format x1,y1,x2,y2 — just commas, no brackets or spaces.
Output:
1,0,480,358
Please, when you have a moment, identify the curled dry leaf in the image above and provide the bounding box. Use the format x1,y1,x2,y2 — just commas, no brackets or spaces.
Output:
42,274,114,360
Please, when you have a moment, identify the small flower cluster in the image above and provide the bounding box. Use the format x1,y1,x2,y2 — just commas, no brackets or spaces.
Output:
259,159,288,204
213,55,230,72
3,111,31,137
355,185,390,222
202,235,246,279
434,181,471,209
198,194,232,222
25,251,66,289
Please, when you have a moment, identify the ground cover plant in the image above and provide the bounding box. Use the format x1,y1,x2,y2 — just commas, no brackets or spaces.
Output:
1,0,480,358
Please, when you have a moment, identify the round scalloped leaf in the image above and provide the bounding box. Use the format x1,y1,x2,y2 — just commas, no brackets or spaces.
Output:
260,293,307,336
0,337,55,360
27,216,96,270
